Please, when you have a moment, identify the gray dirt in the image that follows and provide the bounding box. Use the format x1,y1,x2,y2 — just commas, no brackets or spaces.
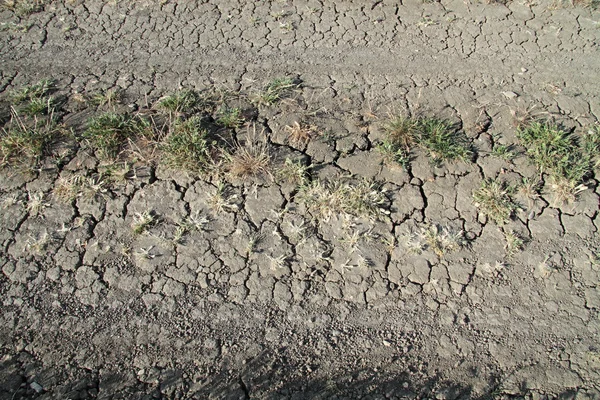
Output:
1,0,600,399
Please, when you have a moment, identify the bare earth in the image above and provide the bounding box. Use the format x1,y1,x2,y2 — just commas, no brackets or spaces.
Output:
1,1,600,399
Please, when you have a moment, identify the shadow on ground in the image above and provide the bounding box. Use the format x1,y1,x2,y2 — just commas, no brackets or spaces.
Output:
0,350,587,400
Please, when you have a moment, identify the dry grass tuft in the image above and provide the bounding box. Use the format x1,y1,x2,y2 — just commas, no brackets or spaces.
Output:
223,126,272,179
285,121,316,147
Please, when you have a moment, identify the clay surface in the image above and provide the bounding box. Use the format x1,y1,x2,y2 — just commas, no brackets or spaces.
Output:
1,1,600,399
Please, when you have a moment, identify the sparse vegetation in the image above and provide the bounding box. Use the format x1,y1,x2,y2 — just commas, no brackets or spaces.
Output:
473,179,519,225
83,113,149,160
26,230,51,254
407,224,465,257
134,245,156,261
216,106,244,129
519,177,542,203
174,212,210,243
91,89,122,109
298,179,389,221
549,0,600,9
536,256,558,278
207,182,239,214
547,175,587,206
11,80,54,104
251,77,299,107
9,79,57,116
504,229,525,256
181,212,210,232
245,233,263,255
26,191,48,217
0,111,60,167
418,118,472,164
379,115,472,168
276,158,311,186
161,116,211,172
285,121,316,147
584,125,600,171
156,90,201,115
269,254,290,270
510,105,544,129
53,175,106,202
382,116,419,153
223,131,272,179
491,143,517,161
285,219,313,242
1,0,46,15
131,210,156,235
22,96,55,116
98,162,133,185
517,121,594,205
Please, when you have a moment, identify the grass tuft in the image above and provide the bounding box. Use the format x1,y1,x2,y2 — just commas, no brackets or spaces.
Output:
473,179,519,225
276,158,311,186
161,116,210,172
11,79,54,104
251,77,299,107
491,143,517,161
53,175,106,203
83,113,149,160
91,88,122,109
131,210,156,235
156,90,201,115
22,96,55,116
223,127,272,179
207,182,239,214
517,121,595,205
407,224,465,257
504,229,525,256
297,179,389,221
383,116,420,152
379,115,472,168
216,106,244,129
0,111,59,167
418,118,472,164
285,121,316,147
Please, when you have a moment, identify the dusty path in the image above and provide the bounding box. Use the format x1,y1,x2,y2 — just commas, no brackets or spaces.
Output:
1,1,600,399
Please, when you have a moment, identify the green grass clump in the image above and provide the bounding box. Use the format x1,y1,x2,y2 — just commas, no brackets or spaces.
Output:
517,121,596,204
91,89,122,109
517,122,588,182
491,143,517,161
11,79,54,104
418,118,472,164
156,90,201,115
11,80,56,116
473,179,519,225
161,116,211,172
378,116,418,168
379,116,472,168
22,96,55,116
216,106,244,129
0,122,55,166
83,113,148,160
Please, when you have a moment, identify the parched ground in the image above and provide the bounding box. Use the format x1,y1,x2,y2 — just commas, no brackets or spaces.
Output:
1,1,600,399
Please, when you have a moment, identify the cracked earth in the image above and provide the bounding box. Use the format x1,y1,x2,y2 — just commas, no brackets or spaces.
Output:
1,0,600,399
